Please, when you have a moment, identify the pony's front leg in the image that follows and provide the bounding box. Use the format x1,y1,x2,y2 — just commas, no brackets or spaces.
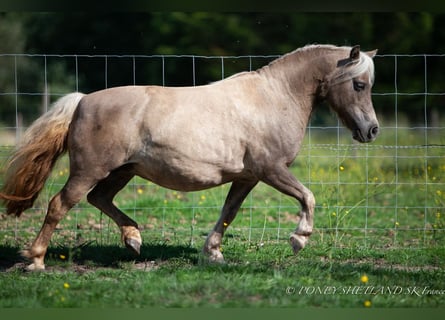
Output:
262,165,315,254
204,180,257,262
289,201,314,254
204,230,224,262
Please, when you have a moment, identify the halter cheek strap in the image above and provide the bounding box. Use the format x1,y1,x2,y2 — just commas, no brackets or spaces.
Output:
337,57,352,67
317,45,362,101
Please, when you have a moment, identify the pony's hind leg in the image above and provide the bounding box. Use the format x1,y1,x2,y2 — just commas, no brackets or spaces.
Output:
23,175,98,270
204,180,258,262
86,165,141,254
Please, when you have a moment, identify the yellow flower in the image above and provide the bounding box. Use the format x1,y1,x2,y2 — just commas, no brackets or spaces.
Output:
395,221,400,227
331,212,337,217
59,254,66,260
223,222,228,227
360,274,369,284
339,165,345,171
363,300,372,308
200,195,206,201
137,187,143,195
63,282,70,289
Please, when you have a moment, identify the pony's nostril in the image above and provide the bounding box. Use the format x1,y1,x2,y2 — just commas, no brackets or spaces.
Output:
368,126,379,139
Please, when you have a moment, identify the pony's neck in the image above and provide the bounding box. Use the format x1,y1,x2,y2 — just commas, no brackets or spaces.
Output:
260,45,346,102
254,45,348,140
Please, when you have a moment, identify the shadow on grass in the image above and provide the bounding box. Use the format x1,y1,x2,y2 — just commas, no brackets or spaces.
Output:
0,241,199,271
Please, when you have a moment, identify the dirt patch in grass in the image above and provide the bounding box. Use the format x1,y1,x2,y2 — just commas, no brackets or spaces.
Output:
0,242,194,273
3,259,160,274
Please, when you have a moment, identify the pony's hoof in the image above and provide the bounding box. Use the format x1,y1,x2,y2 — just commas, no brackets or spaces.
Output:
125,238,141,255
206,249,225,264
21,249,46,271
289,234,308,255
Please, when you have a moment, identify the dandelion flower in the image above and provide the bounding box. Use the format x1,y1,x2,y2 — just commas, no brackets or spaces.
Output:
360,274,369,284
63,282,70,289
137,187,143,195
339,165,345,171
59,254,66,260
363,300,372,308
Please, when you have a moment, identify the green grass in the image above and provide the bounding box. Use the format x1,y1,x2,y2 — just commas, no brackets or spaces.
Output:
1,241,444,307
1,125,444,307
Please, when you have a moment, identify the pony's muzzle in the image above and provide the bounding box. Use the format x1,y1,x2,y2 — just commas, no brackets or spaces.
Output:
368,125,379,141
353,123,379,143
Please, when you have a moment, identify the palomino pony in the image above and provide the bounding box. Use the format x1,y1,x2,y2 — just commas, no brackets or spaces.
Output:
1,44,379,270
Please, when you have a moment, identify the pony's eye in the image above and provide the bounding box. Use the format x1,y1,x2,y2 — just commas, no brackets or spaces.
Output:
353,81,366,92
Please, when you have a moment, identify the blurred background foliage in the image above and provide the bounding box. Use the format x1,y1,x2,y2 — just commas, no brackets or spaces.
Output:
0,12,444,127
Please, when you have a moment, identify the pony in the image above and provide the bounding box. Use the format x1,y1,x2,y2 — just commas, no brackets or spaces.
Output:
0,44,379,270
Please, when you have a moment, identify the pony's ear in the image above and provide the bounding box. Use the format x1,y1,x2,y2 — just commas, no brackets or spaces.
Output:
365,49,378,58
337,45,361,67
350,45,361,60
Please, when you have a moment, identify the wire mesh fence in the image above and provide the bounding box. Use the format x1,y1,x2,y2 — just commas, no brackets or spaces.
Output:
0,52,444,251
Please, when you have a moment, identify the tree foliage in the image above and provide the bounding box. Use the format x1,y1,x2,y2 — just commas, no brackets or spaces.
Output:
0,12,444,126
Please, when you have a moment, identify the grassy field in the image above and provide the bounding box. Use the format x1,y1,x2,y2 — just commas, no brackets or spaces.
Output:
1,242,444,308
0,125,444,308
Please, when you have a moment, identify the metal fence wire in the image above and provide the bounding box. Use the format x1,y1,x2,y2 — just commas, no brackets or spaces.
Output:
0,53,444,250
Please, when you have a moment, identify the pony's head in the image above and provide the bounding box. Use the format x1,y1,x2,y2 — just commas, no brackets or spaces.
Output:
319,45,379,143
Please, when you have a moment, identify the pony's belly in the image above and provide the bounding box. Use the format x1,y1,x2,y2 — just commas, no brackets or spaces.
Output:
133,157,238,192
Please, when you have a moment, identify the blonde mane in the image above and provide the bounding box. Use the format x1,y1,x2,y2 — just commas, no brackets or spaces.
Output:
331,49,375,85
264,44,375,84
